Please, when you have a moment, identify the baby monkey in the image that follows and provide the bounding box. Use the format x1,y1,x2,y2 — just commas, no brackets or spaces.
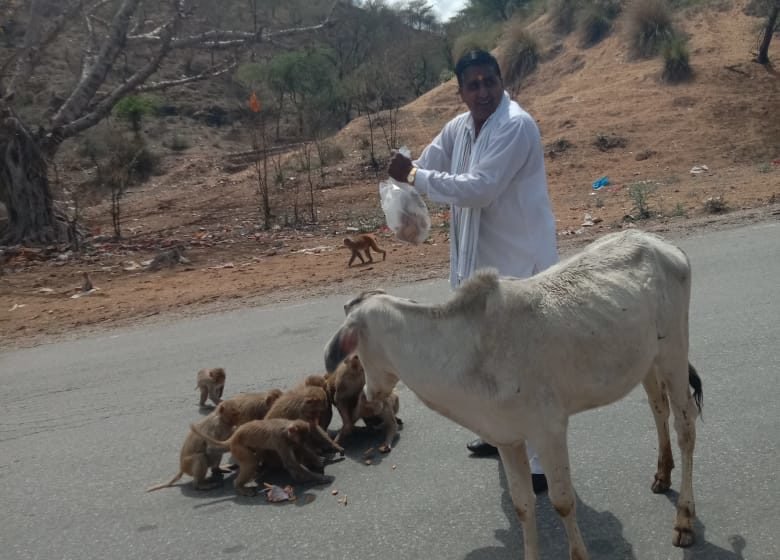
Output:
344,234,386,267
196,367,226,407
327,354,402,453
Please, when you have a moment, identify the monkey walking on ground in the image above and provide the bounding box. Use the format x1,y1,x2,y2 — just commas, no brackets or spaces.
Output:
344,234,386,267
326,354,402,453
195,367,226,407
146,400,241,492
190,418,333,495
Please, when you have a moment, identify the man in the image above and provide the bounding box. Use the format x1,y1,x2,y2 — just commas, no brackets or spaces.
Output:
388,50,558,495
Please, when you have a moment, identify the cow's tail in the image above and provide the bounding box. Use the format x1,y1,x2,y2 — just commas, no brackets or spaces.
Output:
688,362,703,417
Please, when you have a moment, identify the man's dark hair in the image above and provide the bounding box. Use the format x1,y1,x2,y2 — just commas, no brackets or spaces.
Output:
454,50,502,87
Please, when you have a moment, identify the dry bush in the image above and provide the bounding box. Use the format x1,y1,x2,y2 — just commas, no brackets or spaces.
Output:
499,23,540,90
451,26,502,63
702,195,728,213
550,0,578,33
661,34,693,82
578,1,622,46
625,0,676,59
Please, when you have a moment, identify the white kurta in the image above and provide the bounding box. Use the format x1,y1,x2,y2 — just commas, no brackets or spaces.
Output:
413,92,558,286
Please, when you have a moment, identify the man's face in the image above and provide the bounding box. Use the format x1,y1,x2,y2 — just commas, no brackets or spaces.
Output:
458,64,503,128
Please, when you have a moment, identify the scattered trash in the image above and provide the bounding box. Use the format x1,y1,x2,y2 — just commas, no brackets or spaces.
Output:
772,159,780,166
37,288,55,294
391,465,397,470
331,489,339,496
364,459,373,465
207,262,235,269
9,303,26,311
262,483,296,503
581,213,603,227
690,164,709,175
122,261,143,271
592,176,610,190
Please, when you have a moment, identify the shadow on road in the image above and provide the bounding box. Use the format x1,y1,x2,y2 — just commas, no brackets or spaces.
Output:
465,458,636,560
464,462,749,560
662,491,748,560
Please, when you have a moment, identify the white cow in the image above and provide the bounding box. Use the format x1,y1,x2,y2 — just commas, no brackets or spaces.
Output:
324,229,703,560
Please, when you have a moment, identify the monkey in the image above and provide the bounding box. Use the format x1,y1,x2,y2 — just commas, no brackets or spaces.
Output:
353,389,401,453
147,245,189,271
265,385,344,458
195,367,226,407
227,388,284,426
344,234,386,267
327,354,402,453
190,418,332,495
292,375,333,430
146,399,241,492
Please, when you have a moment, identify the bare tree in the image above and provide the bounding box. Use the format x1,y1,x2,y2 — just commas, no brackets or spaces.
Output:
756,0,779,65
0,0,337,246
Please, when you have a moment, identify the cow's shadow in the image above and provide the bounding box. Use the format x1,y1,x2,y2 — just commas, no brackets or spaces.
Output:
465,462,747,560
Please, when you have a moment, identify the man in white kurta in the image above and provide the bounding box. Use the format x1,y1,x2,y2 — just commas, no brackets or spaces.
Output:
388,49,558,493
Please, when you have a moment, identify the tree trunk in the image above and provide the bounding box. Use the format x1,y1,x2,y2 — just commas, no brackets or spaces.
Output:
0,110,67,245
756,6,779,65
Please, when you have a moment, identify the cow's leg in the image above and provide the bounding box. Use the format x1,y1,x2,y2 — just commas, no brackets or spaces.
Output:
642,370,675,493
497,441,539,560
534,430,589,560
665,363,698,548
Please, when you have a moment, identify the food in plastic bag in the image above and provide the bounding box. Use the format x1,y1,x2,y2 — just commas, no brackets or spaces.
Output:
379,147,431,244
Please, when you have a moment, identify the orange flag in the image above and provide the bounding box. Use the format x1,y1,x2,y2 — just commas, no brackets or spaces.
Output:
248,91,261,113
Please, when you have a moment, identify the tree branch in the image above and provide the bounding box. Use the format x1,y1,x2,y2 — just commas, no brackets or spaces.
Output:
5,0,85,98
51,0,143,130
135,60,238,92
127,0,339,51
57,20,180,141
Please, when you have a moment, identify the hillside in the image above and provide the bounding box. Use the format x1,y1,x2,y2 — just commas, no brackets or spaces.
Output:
1,0,778,348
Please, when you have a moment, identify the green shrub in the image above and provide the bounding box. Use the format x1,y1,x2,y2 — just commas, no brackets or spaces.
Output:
113,95,160,134
661,34,693,82
626,0,675,59
627,181,657,219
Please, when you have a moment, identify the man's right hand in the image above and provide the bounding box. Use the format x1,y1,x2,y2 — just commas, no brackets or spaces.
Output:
388,151,413,183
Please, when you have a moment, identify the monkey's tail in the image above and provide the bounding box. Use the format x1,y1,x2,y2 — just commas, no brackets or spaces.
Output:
189,423,230,449
146,471,183,492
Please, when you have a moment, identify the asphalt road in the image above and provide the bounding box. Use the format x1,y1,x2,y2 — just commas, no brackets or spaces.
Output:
1,222,778,560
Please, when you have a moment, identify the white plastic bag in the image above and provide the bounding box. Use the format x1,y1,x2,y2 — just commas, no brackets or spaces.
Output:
379,147,431,245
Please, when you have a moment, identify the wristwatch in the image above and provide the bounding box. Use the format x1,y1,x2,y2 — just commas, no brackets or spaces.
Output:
406,166,417,185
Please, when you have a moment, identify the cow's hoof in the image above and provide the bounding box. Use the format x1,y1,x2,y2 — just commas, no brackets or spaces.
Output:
673,527,695,547
651,476,671,494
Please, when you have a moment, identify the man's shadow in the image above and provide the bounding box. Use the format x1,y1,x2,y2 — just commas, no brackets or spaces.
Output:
465,462,746,560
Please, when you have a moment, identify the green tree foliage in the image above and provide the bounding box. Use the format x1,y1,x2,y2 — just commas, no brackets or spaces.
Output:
112,95,160,136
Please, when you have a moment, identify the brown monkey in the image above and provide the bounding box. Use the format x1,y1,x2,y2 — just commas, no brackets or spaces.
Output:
292,375,333,430
227,388,284,425
190,418,332,495
195,367,226,407
344,234,387,267
146,400,241,492
265,385,344,456
328,354,402,453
